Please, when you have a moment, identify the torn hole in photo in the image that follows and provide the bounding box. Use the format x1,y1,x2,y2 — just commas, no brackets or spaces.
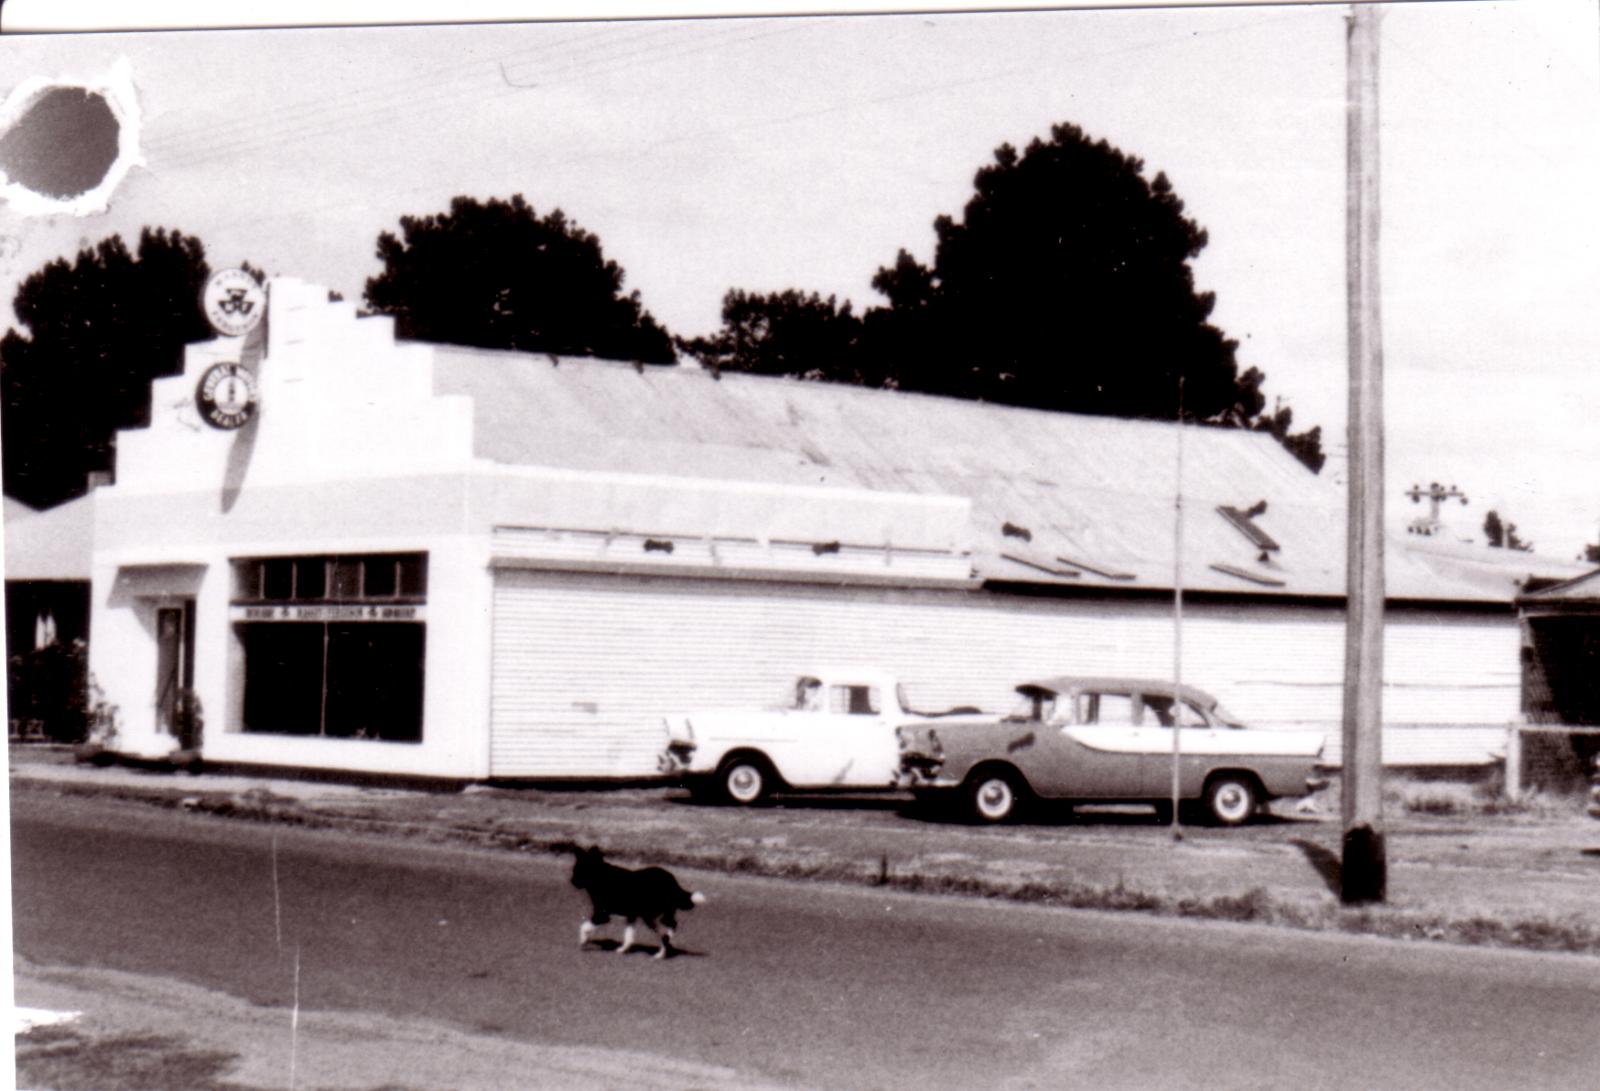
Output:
0,57,143,216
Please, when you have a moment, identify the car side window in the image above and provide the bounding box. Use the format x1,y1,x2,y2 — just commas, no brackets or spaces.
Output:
830,685,880,715
1146,696,1210,727
1087,693,1137,725
1010,691,1058,722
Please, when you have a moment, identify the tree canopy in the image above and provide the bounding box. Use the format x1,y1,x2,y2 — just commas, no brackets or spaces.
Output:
363,194,675,364
682,122,1324,472
2,228,212,509
1483,509,1532,552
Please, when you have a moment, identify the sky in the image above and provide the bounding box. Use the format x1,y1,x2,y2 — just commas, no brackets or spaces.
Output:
1,1,1597,559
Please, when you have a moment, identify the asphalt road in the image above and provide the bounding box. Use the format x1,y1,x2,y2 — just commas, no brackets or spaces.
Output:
13,793,1600,1090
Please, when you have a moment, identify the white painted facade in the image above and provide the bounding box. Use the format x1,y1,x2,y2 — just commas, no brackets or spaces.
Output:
90,276,1536,780
93,278,490,776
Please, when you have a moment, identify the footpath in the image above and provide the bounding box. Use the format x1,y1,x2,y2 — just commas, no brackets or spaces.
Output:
11,744,1600,956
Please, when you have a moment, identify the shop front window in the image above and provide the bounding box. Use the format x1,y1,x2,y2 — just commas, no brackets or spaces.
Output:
232,553,427,742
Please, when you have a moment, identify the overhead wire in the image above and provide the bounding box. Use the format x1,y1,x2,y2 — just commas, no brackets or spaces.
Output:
148,19,695,157
1379,28,1576,173
151,18,694,151
150,18,817,170
153,9,1311,180
160,9,1327,264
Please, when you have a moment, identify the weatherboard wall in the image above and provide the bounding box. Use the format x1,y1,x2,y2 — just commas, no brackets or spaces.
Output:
486,569,1520,778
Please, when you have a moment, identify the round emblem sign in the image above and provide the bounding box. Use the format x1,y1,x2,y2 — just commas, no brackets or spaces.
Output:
195,362,259,430
201,269,266,337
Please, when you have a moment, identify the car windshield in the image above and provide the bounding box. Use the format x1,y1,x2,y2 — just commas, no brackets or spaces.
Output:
1006,689,1057,723
1211,701,1248,729
791,677,823,711
1143,694,1208,727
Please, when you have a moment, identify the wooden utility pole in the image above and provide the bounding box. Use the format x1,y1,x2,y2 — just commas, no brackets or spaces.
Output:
1342,2,1387,904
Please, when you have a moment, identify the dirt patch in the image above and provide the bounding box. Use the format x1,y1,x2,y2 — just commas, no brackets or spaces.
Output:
13,958,803,1091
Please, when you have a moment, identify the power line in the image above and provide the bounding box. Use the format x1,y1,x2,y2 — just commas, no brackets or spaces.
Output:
150,19,817,169
150,20,698,158
155,10,1311,182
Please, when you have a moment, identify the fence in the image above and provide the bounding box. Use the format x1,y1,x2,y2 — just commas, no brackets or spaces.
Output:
6,639,90,744
1505,723,1600,798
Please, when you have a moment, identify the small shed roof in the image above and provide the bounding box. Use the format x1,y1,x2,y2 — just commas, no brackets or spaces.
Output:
1518,567,1600,605
430,348,1577,604
4,492,94,581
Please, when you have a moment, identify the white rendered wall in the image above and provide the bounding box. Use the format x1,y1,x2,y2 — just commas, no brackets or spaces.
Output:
91,278,488,776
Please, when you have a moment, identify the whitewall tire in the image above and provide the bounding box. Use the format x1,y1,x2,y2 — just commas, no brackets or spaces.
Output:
967,771,1021,823
720,759,770,806
1205,776,1259,826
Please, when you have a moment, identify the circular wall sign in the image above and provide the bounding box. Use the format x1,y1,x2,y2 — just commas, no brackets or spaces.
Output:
201,269,266,337
195,362,259,430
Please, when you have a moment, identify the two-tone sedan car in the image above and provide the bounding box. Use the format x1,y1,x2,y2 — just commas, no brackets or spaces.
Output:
895,676,1328,825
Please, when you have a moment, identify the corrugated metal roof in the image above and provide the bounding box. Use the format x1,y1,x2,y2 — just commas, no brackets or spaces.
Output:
430,348,1581,603
1519,567,1600,603
1400,538,1593,602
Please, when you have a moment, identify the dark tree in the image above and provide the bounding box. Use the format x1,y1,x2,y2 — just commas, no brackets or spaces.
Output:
679,289,885,384
682,123,1324,471
364,195,674,363
2,228,212,509
1484,509,1532,552
1249,391,1327,475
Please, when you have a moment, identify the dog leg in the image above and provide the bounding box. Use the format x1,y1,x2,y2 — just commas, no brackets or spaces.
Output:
618,924,636,955
579,918,595,947
654,927,674,960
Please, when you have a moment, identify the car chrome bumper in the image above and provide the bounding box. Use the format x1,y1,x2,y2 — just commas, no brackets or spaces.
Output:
658,748,694,776
1305,776,1331,793
895,762,956,791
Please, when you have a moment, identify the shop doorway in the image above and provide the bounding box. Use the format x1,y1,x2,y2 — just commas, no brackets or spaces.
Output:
156,600,198,748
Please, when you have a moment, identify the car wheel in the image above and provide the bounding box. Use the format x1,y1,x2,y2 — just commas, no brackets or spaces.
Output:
1205,775,1259,826
719,758,770,806
967,770,1022,823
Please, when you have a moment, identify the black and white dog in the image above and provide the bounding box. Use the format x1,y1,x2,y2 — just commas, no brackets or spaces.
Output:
569,845,706,959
